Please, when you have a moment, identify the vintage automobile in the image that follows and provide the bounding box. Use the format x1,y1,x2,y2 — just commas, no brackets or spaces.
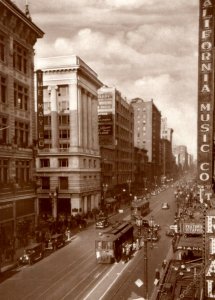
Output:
161,202,169,209
96,216,109,229
18,243,44,265
166,229,176,237
45,233,66,251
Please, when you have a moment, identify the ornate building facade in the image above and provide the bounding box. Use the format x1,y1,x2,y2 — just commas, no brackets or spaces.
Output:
0,0,43,244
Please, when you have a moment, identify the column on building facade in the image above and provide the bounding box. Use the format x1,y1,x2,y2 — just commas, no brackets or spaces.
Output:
87,93,92,150
82,89,88,149
52,196,57,220
70,195,81,215
84,195,88,214
78,86,83,148
69,83,78,147
49,85,59,149
91,96,99,150
35,197,39,226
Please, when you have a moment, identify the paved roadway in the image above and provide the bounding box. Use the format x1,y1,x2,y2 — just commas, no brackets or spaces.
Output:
0,185,177,300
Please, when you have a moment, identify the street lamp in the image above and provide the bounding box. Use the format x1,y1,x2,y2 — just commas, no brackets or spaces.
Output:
49,187,58,220
101,183,108,211
127,179,131,195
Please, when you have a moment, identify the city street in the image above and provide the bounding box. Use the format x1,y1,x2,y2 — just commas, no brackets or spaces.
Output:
0,186,177,300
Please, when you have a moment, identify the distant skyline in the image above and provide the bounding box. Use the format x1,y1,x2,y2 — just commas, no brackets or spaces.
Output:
15,0,198,157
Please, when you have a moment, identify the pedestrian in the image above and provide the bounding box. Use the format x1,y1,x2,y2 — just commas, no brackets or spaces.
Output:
162,259,167,269
155,268,160,280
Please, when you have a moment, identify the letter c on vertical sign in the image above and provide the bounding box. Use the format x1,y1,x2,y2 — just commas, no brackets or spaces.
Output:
200,144,210,152
200,162,210,170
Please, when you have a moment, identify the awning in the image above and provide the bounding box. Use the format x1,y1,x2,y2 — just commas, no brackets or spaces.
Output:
177,236,202,251
105,197,116,203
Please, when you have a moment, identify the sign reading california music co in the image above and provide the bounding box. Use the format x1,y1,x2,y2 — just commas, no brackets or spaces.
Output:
198,0,214,186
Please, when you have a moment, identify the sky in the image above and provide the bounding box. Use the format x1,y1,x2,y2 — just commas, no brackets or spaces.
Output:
15,0,199,158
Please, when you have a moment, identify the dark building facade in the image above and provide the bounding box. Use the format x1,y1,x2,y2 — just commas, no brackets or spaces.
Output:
98,86,134,198
0,0,43,247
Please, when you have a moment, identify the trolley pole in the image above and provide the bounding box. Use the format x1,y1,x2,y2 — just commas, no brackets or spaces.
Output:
143,231,148,300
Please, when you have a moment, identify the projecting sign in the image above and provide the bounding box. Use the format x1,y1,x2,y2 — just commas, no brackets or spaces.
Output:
183,223,203,234
36,70,44,149
197,0,214,187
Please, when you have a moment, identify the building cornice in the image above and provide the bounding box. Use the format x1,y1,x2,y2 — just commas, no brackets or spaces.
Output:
0,0,44,38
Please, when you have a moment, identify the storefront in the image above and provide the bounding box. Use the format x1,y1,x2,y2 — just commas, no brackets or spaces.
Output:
176,236,202,261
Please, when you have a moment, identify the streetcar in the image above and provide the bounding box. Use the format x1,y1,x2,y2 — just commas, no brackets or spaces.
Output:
95,222,134,263
131,197,150,221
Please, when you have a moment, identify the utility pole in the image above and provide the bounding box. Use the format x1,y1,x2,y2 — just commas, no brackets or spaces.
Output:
143,234,148,299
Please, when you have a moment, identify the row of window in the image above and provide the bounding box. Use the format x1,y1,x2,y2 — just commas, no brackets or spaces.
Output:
41,175,98,190
0,32,29,75
43,129,70,139
44,115,70,126
14,120,29,147
0,74,29,111
40,158,97,168
0,116,7,143
0,159,30,185
0,117,30,147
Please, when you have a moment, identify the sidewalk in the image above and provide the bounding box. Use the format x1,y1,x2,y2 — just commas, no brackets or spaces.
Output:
0,247,23,274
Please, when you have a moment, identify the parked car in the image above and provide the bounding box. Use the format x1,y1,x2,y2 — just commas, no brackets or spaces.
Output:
18,243,44,265
96,216,109,229
45,233,66,251
166,229,175,237
161,202,169,209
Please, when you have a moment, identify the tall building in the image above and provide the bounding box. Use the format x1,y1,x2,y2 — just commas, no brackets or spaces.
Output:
161,117,173,143
173,145,188,170
98,86,134,197
35,56,103,218
0,0,43,243
130,97,161,184
160,117,174,180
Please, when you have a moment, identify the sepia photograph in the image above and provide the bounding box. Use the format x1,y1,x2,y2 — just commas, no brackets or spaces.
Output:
0,0,214,299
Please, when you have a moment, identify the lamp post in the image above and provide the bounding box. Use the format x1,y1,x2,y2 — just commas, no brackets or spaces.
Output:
136,217,148,300
127,179,132,202
102,183,108,211
49,188,58,220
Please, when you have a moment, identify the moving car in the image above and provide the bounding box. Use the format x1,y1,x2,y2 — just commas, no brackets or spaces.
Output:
161,202,169,209
96,216,109,229
19,243,44,265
